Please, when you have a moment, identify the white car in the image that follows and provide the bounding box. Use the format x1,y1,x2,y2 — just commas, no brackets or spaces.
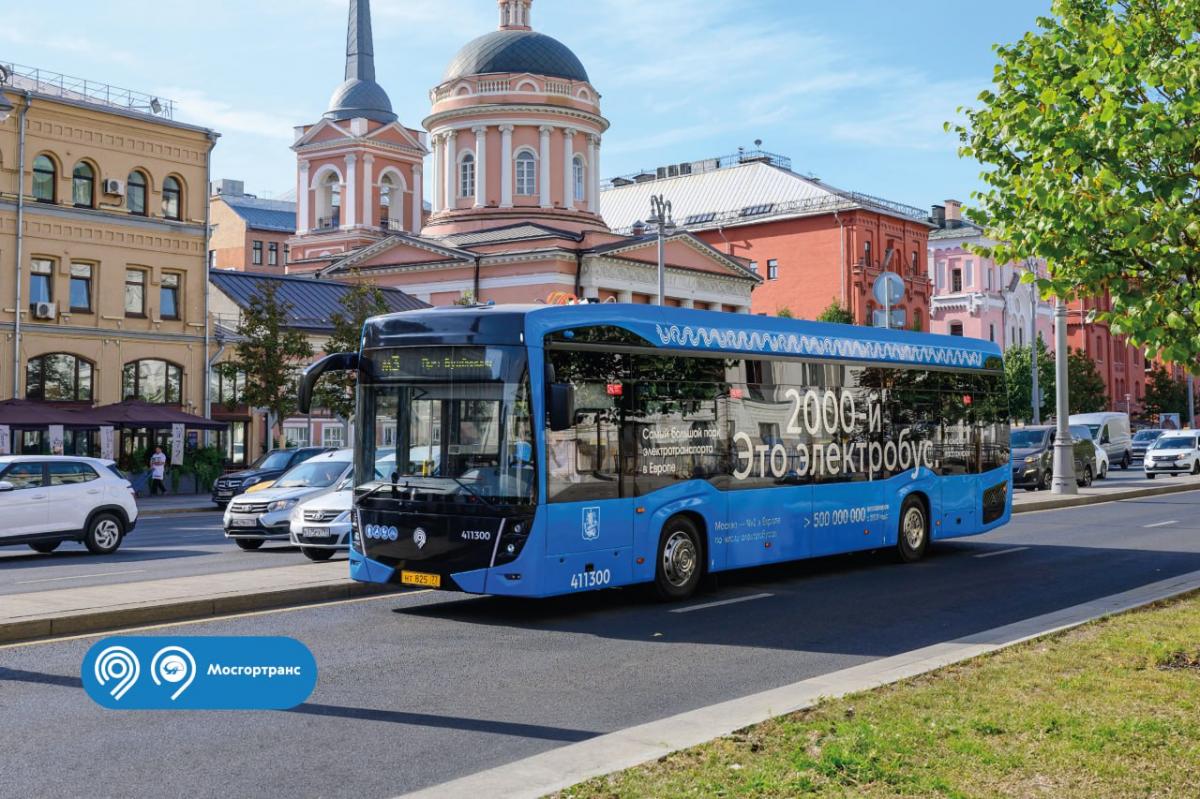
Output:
1072,424,1109,479
0,455,138,555
224,449,353,550
289,480,352,561
1143,433,1200,478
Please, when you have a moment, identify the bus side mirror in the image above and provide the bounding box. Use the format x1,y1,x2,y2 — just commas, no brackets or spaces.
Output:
548,383,575,431
299,352,360,414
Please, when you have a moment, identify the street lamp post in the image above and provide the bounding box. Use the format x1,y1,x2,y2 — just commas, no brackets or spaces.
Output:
647,194,675,306
1029,263,1040,424
1188,375,1196,429
1052,297,1078,494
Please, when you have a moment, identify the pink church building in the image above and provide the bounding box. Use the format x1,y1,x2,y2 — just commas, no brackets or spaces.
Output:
927,201,1054,351
285,0,760,311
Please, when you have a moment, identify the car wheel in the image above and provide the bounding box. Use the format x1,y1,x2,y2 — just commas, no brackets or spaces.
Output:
1078,464,1093,488
1038,468,1051,491
1192,461,1200,476
1147,473,1156,479
897,496,930,563
84,513,124,555
235,538,264,551
1121,452,1131,470
1099,462,1108,479
302,547,335,562
29,541,60,554
654,516,703,601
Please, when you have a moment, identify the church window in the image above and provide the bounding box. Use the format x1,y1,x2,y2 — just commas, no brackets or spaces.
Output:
516,151,537,196
573,155,586,202
459,153,476,199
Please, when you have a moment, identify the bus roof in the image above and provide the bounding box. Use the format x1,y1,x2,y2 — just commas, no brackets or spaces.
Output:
363,304,1002,370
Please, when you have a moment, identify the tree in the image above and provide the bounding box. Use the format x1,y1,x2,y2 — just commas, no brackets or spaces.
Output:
313,280,390,425
1004,338,1056,422
953,0,1200,367
1143,365,1187,417
229,282,313,450
1067,348,1108,414
775,307,794,319
816,300,854,325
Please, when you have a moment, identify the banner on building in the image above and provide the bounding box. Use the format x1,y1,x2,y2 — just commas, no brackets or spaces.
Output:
171,424,186,466
99,426,115,461
48,425,65,455
0,425,9,455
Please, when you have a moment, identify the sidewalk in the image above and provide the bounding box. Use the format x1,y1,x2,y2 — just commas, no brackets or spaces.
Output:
0,561,396,644
137,493,220,517
1012,471,1200,513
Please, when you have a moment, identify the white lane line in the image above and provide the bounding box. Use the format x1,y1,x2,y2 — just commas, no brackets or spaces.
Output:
1144,520,1179,528
670,593,773,614
973,546,1030,559
16,569,146,585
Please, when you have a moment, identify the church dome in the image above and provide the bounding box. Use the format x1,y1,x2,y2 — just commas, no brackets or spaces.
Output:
443,29,590,84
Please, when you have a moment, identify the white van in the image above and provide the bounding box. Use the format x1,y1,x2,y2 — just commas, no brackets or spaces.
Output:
1069,412,1133,469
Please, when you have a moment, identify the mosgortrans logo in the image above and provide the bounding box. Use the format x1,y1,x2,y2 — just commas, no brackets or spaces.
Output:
82,636,317,710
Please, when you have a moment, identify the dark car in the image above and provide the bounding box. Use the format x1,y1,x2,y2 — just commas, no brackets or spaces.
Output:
211,447,334,507
1010,425,1096,491
1131,429,1165,463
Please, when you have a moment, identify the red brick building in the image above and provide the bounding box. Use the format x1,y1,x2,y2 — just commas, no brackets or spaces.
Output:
600,151,934,327
208,179,296,274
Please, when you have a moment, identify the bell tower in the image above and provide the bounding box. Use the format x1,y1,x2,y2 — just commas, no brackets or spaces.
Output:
498,0,532,30
287,0,430,270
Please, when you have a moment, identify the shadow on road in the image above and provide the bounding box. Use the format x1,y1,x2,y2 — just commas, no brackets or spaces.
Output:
285,702,598,742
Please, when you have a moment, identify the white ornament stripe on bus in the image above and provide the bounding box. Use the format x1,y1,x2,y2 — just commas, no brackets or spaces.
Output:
653,325,987,368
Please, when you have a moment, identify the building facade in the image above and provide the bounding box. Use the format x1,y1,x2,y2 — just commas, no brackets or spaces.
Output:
0,65,217,452
927,202,1054,351
209,179,296,273
284,0,759,310
599,151,934,325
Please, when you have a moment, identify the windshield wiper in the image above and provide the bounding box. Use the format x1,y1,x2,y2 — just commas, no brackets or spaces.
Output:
446,475,496,508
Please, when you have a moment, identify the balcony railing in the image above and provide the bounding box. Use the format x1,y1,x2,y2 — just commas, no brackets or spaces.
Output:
314,214,340,232
379,217,405,233
1,61,176,119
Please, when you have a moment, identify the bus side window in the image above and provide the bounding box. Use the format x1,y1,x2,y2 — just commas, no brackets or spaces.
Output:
546,350,626,503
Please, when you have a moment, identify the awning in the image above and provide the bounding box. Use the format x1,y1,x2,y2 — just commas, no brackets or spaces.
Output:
85,400,229,431
0,399,99,430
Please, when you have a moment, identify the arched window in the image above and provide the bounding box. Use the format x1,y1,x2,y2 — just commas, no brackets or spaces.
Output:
127,171,148,215
317,171,341,229
459,152,476,199
26,354,94,402
33,155,57,202
72,162,95,208
515,151,537,196
122,359,183,404
161,176,182,220
573,155,586,202
379,173,403,229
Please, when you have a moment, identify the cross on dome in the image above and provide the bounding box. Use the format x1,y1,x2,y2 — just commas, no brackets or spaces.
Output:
499,0,532,31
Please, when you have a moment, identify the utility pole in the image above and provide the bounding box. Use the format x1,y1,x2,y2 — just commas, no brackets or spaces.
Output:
1030,273,1040,424
1051,297,1077,494
1188,372,1195,429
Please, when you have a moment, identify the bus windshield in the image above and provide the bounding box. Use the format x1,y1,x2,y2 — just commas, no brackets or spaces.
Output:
357,345,535,505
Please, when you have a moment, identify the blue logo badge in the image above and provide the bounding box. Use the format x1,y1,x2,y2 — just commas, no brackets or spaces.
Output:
582,506,600,541
82,636,317,710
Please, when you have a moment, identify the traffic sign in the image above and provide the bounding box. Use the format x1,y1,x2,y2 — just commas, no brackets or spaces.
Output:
872,271,905,306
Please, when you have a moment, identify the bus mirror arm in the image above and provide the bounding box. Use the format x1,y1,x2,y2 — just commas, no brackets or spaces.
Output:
548,383,575,432
298,352,360,414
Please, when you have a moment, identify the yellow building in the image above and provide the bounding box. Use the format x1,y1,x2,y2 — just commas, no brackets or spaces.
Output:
0,64,218,457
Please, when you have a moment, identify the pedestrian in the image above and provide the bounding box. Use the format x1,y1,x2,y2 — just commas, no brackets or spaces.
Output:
149,447,168,496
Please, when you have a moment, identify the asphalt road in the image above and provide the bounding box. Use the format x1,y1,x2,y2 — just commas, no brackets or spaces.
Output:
0,513,334,596
3,491,1200,798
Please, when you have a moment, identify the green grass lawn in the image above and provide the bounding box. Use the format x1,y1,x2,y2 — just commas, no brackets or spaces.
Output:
557,592,1200,799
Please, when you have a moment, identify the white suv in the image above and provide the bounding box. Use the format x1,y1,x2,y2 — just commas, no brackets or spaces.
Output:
0,456,139,555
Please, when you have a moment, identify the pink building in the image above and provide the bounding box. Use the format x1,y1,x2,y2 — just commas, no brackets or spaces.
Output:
285,0,759,310
927,201,1054,351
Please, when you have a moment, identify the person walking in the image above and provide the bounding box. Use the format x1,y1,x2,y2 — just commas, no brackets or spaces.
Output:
149,447,169,496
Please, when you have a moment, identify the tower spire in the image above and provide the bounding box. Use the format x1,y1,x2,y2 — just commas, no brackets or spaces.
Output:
498,0,532,31
325,0,397,124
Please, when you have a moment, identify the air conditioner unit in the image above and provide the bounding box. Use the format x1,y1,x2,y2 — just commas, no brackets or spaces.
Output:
103,178,125,196
33,302,57,320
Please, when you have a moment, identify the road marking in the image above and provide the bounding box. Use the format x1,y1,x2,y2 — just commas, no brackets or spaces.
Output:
1144,520,1179,528
16,569,146,585
398,568,1200,799
0,589,433,649
669,593,773,614
973,547,1029,559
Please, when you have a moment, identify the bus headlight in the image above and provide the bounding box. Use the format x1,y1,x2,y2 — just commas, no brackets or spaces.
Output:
350,512,364,553
493,518,532,566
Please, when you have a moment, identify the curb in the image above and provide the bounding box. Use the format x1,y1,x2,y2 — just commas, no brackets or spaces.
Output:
0,580,399,645
1012,479,1200,514
139,507,221,518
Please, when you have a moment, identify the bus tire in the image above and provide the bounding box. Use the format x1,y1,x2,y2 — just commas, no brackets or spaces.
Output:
654,516,703,601
896,496,929,563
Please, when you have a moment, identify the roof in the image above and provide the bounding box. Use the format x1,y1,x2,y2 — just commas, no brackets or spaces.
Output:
599,160,930,233
443,30,589,83
88,400,227,431
929,220,986,241
218,195,297,234
435,222,583,247
325,0,397,124
209,270,429,332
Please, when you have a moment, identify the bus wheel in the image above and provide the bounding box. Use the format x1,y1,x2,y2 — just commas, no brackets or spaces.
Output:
655,517,702,600
896,497,929,563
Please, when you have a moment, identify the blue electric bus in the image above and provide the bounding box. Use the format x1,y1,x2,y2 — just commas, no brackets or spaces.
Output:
299,304,1011,600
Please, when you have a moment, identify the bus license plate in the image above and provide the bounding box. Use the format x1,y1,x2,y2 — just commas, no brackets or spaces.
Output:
401,571,441,588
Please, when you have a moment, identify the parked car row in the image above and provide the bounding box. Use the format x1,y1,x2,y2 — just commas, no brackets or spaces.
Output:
1010,425,1102,490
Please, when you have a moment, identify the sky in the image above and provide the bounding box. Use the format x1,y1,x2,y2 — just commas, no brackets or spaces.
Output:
2,0,1051,208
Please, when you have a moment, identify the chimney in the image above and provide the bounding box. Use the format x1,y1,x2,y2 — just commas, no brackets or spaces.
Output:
931,204,946,228
944,199,962,229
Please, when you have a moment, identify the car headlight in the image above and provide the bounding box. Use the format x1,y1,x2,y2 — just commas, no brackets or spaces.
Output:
334,510,351,523
242,477,259,488
267,499,298,513
1024,456,1037,465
